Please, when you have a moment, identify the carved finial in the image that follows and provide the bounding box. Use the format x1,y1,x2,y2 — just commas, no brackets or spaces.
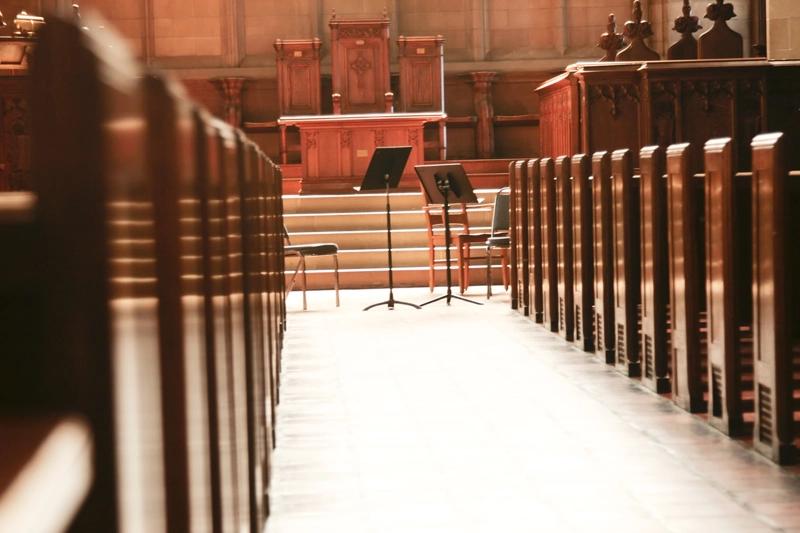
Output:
331,8,336,19
598,14,625,61
624,0,654,41
705,0,735,22
0,11,6,28
383,6,387,18
617,0,660,61
72,4,81,23
674,0,701,34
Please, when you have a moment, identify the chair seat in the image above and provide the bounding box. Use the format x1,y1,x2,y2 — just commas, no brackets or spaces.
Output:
486,236,510,248
285,243,339,256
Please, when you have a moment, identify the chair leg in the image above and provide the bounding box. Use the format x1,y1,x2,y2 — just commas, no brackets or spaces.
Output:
457,238,466,293
501,250,509,290
299,255,307,311
333,254,340,307
486,246,492,299
428,243,435,292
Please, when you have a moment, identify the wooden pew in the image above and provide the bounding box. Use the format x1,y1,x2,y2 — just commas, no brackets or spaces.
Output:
704,137,754,437
555,156,574,341
570,154,594,352
539,158,559,332
750,132,800,464
639,146,671,393
508,161,519,310
611,149,642,377
144,73,217,533
513,159,530,316
526,159,544,324
20,16,282,532
592,152,615,364
666,143,708,413
31,18,165,532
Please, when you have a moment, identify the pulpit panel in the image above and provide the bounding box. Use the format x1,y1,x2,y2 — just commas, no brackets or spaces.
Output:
397,36,445,112
273,39,322,116
329,14,391,114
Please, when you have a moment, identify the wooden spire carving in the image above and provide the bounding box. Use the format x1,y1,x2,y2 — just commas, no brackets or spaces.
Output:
598,14,625,62
616,0,660,62
668,0,701,59
697,0,743,59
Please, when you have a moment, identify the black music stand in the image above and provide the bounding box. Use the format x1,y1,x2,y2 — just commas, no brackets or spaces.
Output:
361,146,421,311
416,163,483,307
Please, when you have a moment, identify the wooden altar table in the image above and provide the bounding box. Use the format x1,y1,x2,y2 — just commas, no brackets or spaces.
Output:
278,112,446,194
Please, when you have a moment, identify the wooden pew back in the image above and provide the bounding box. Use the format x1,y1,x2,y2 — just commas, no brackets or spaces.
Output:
666,142,708,413
592,151,615,364
570,154,594,352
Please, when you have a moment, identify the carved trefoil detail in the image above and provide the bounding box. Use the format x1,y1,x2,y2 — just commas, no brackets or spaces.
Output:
407,129,419,147
682,79,734,113
306,131,318,149
374,129,386,147
340,130,351,148
589,84,640,120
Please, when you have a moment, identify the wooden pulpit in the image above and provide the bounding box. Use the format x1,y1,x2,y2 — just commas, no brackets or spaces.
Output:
273,38,322,116
396,35,445,112
329,11,391,114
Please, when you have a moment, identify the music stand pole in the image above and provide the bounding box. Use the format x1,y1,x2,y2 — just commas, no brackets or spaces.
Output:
420,177,482,307
364,173,422,311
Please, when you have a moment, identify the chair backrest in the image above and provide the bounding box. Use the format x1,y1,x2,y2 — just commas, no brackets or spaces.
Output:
491,188,511,236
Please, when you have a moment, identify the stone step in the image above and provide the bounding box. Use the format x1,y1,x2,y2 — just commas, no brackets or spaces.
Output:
286,263,510,291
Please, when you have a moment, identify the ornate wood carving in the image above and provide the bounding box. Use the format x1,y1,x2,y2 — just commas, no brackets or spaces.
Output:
471,71,498,159
616,0,660,62
329,10,391,114
698,0,743,59
219,77,244,128
682,79,733,113
589,84,640,120
598,14,624,62
274,38,322,116
396,35,445,112
669,0,702,60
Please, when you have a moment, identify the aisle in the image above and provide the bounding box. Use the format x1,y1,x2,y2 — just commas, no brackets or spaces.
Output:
265,287,800,533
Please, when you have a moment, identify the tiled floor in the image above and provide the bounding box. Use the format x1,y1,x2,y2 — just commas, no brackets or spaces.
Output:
266,286,800,533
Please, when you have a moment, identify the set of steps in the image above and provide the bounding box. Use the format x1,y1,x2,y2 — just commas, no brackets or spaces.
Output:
283,189,505,291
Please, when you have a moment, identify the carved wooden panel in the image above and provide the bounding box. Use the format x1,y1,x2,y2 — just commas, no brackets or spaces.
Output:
329,14,391,114
666,143,707,413
611,149,641,378
277,112,444,193
750,132,800,465
537,75,577,159
274,39,322,116
539,158,559,333
397,36,444,113
526,160,544,323
513,160,529,316
704,137,753,437
592,152,615,364
555,156,574,341
639,145,670,393
571,154,594,352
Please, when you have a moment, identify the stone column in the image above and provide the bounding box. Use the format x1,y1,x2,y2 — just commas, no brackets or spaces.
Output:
471,71,498,159
220,78,245,128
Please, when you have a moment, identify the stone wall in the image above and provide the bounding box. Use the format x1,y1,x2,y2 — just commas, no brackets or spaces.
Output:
768,0,800,59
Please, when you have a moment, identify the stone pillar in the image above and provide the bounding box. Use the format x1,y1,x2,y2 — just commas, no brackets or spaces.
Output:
220,77,245,128
767,0,800,59
471,71,498,159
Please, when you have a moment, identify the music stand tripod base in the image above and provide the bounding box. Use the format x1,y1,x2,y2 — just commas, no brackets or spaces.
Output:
359,146,422,311
415,163,483,307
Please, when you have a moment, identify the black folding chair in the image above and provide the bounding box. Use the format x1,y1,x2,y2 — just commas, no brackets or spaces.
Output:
284,224,340,310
